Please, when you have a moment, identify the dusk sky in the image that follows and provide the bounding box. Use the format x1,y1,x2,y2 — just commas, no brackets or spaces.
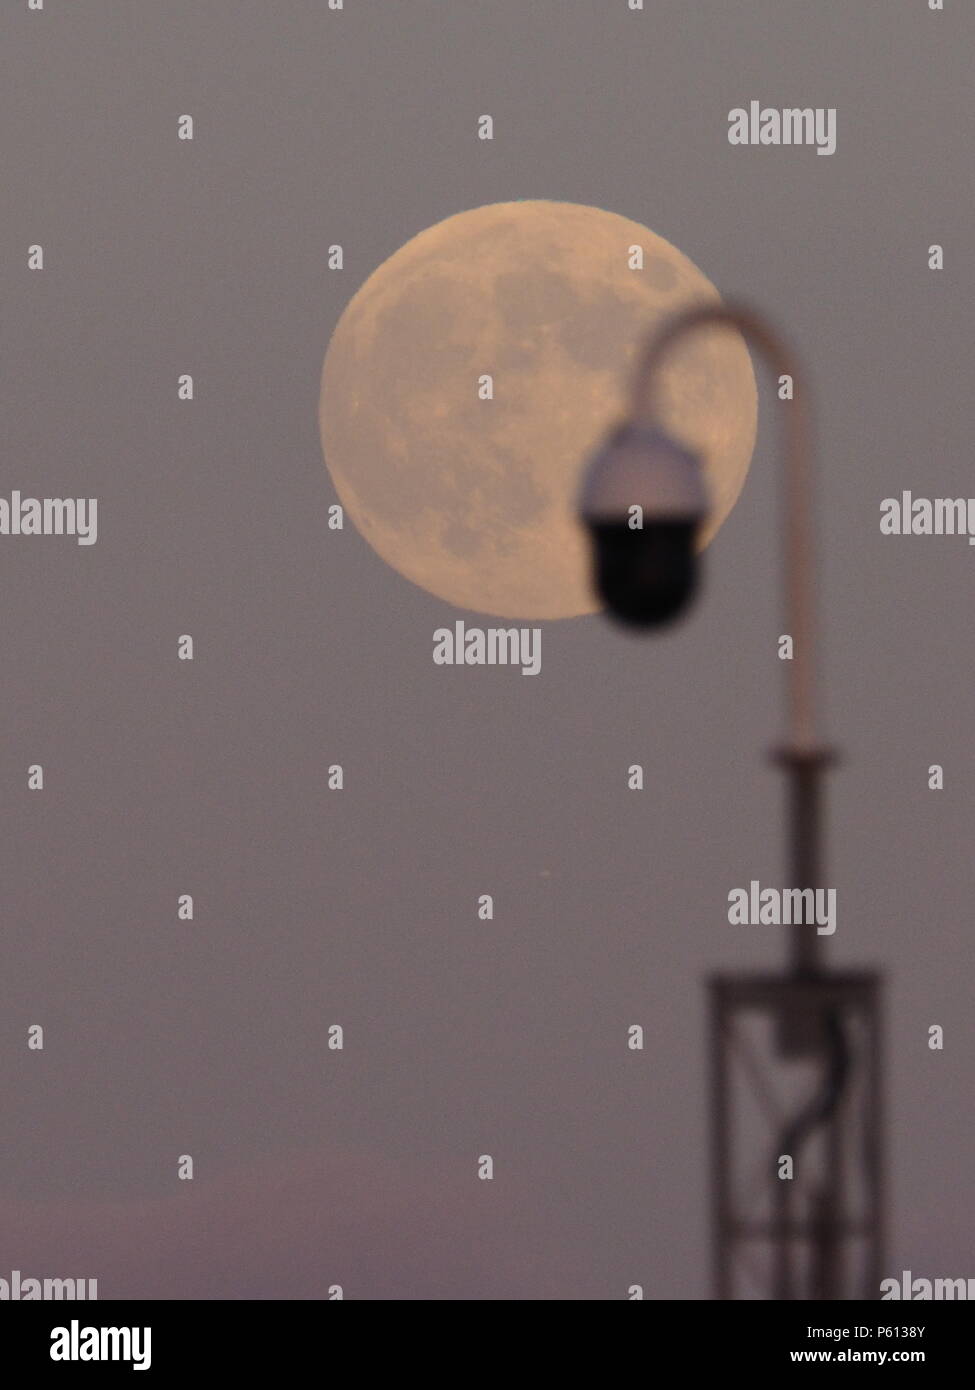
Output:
2,0,972,1298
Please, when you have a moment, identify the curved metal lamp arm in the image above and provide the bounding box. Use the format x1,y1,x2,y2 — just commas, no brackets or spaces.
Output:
630,301,817,756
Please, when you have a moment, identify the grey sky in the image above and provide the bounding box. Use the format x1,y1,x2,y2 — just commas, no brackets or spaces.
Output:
1,0,972,1297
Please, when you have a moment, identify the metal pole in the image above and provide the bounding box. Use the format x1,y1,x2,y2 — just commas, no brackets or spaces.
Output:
710,985,732,1300
775,749,835,978
630,304,860,1297
631,304,838,980
630,302,817,760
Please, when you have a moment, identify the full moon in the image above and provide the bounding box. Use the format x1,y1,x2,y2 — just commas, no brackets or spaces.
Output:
319,201,757,619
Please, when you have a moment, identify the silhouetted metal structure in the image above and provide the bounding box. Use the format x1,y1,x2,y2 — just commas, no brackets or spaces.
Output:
633,306,885,1299
709,965,883,1300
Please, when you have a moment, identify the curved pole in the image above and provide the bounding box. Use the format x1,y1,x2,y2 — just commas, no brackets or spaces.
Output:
630,301,817,756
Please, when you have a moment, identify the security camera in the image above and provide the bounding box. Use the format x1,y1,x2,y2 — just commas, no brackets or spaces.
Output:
578,420,709,629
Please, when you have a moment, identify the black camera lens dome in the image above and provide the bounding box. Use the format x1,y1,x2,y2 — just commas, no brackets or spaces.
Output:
589,519,700,629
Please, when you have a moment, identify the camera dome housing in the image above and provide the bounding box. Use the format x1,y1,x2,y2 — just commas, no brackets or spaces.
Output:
578,422,708,628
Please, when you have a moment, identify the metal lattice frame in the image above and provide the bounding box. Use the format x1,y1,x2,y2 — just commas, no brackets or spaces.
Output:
710,971,884,1300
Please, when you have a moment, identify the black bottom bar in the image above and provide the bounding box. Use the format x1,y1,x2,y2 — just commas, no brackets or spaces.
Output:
3,1298,972,1375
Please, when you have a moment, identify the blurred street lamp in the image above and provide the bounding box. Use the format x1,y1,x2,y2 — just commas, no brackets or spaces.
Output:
578,303,883,1300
